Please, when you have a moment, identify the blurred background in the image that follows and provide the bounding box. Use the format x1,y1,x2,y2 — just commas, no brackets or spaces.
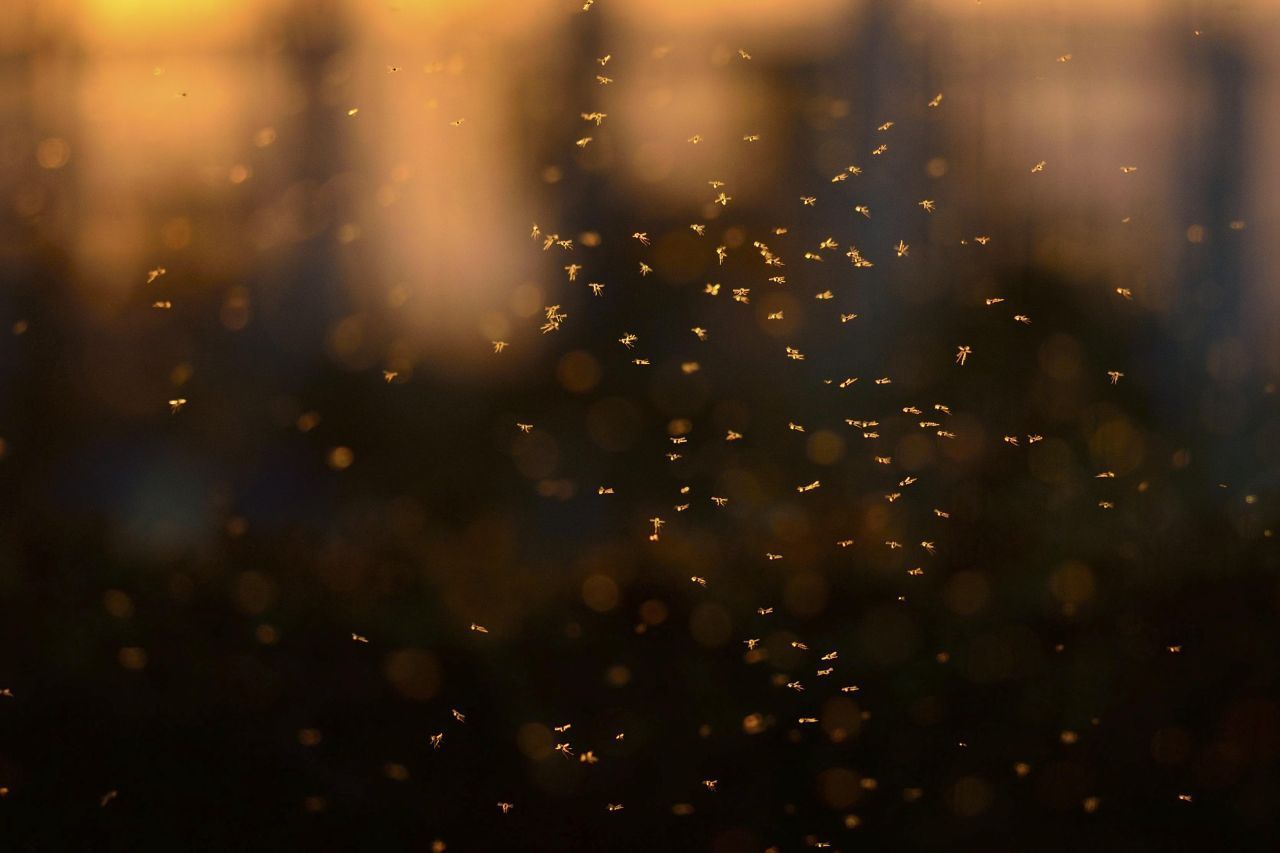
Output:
1,0,1279,850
